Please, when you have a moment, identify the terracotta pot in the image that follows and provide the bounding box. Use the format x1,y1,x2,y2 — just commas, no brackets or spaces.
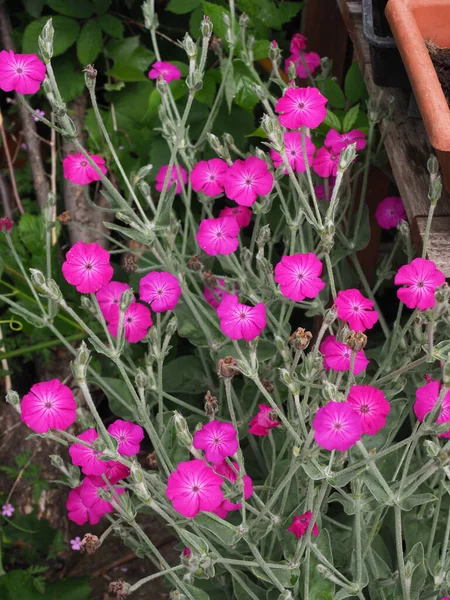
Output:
386,0,450,191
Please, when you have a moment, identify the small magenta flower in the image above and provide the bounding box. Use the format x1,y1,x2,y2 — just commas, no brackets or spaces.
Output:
347,385,390,435
395,258,445,311
166,459,224,518
212,461,253,519
312,146,339,178
274,253,325,303
88,460,130,486
290,33,308,53
62,241,113,294
217,294,266,341
107,419,145,456
224,157,274,207
249,404,281,436
0,50,46,94
285,51,321,78
96,281,132,321
219,205,252,228
275,87,327,130
148,61,181,83
312,401,363,451
324,129,367,152
69,428,106,476
139,271,182,312
414,380,450,437
334,289,379,332
193,420,239,463
375,196,406,229
32,108,45,122
288,511,319,539
155,164,188,194
320,336,369,374
67,478,124,525
196,216,240,256
203,278,237,310
0,216,13,232
270,132,315,174
1,503,14,517
20,379,77,434
190,159,229,197
70,536,82,551
108,302,153,343
63,152,107,185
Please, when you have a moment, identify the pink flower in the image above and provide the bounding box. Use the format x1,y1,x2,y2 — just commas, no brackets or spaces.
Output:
285,51,321,79
312,146,339,178
275,87,327,130
414,380,450,437
20,379,77,434
62,152,107,185
139,271,182,312
1,503,14,517
212,461,253,519
196,216,240,256
270,132,315,174
148,61,181,83
166,459,224,518
0,216,13,232
193,420,238,463
219,205,252,228
334,289,379,332
155,164,188,194
290,33,308,53
395,258,445,311
88,461,130,486
324,129,367,152
249,404,281,436
320,336,369,374
96,281,132,321
288,511,319,539
107,419,144,456
0,50,46,94
70,537,82,551
347,385,390,435
274,253,325,303
69,429,106,476
108,302,153,344
375,196,406,229
203,279,236,310
224,157,273,207
312,401,363,451
217,294,266,341
67,477,124,526
62,241,113,294
190,159,229,197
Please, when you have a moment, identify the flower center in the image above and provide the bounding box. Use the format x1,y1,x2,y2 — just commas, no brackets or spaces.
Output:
333,421,343,431
80,160,87,167
209,174,216,181
297,273,304,280
417,281,424,288
16,67,23,74
352,305,360,312
290,149,297,157
192,485,200,493
239,311,247,320
390,210,396,215
297,102,305,109
85,264,93,270
359,404,369,413
44,400,53,409
215,230,223,238
156,287,165,296
245,177,253,186
126,317,133,323
213,436,221,445
118,434,127,442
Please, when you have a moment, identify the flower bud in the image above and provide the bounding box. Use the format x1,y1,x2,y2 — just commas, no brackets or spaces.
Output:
287,61,297,81
135,368,148,390
38,18,54,63
217,356,238,378
120,288,135,312
324,305,338,325
223,132,235,147
46,278,62,302
165,316,178,339
173,411,193,447
83,65,97,90
80,533,101,555
424,439,440,458
367,96,383,124
443,356,450,387
201,15,213,37
428,155,440,176
269,40,281,63
339,143,356,172
277,591,293,600
289,327,312,351
72,341,91,381
240,247,252,269
30,268,46,288
142,0,158,30
428,174,442,206
239,13,249,29
181,33,197,60
257,224,271,247
345,331,368,351
130,462,152,503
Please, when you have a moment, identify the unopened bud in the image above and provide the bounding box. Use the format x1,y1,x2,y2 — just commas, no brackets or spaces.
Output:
181,33,197,59
287,61,297,80
30,268,46,288
46,278,62,302
120,288,135,312
324,305,338,325
217,356,238,378
443,355,450,386
427,155,440,176
173,411,193,447
289,328,312,351
269,40,281,63
80,533,101,555
71,342,91,381
429,175,442,206
201,15,213,37
5,390,20,412
38,18,54,63
239,13,249,29
135,368,148,390
339,143,356,171
156,76,168,95
424,439,440,458
345,331,368,351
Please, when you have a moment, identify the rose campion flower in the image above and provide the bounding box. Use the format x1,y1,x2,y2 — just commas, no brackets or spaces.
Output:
219,205,252,228
203,279,236,310
312,401,363,451
88,460,130,486
312,146,340,178
69,428,106,476
414,380,450,437
193,420,239,463
334,289,379,332
155,164,188,194
274,253,325,303
1,503,14,518
249,404,281,436
70,537,82,551
196,216,240,256
20,379,77,434
213,461,253,519
108,302,153,344
375,196,406,229
190,159,229,196
107,419,145,456
0,216,13,231
275,87,327,130
347,385,390,435
320,336,369,374
148,61,181,83
288,511,319,539
285,51,321,79
270,132,315,174
224,157,274,207
395,258,445,311
166,459,224,518
67,478,124,525
139,271,182,312
0,50,46,94
63,152,107,185
217,294,266,341
324,129,367,153
96,281,132,321
290,33,308,53
62,241,113,294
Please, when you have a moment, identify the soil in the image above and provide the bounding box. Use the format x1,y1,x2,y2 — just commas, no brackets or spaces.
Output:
426,40,450,109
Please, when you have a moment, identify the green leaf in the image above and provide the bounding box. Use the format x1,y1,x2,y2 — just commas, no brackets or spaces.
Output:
106,37,154,81
18,214,45,257
232,572,266,600
174,301,223,347
309,530,335,599
46,578,92,600
342,103,360,132
323,79,346,109
251,565,298,588
196,70,216,105
163,356,207,394
99,14,124,38
399,493,437,511
183,585,210,600
223,59,236,113
245,126,267,138
253,40,269,60
189,5,204,38
22,16,80,56
167,0,201,14
92,377,135,419
233,60,259,111
23,0,44,17
195,512,239,546
405,542,426,600
161,414,190,464
353,204,371,250
323,109,341,132
47,0,93,18
345,61,367,104
52,56,85,102
77,19,103,65
93,0,112,14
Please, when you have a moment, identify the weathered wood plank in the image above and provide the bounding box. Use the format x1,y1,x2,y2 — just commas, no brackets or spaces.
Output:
414,216,450,276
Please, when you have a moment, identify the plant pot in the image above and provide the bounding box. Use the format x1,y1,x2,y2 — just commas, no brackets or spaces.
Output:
362,0,409,87
386,0,450,192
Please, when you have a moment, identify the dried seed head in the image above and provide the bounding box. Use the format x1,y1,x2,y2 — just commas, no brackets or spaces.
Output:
217,356,238,378
57,211,72,224
80,533,100,555
204,390,218,416
187,255,203,272
123,256,137,272
146,450,158,469
345,331,368,351
83,64,97,79
108,580,130,599
202,269,217,286
289,327,313,351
